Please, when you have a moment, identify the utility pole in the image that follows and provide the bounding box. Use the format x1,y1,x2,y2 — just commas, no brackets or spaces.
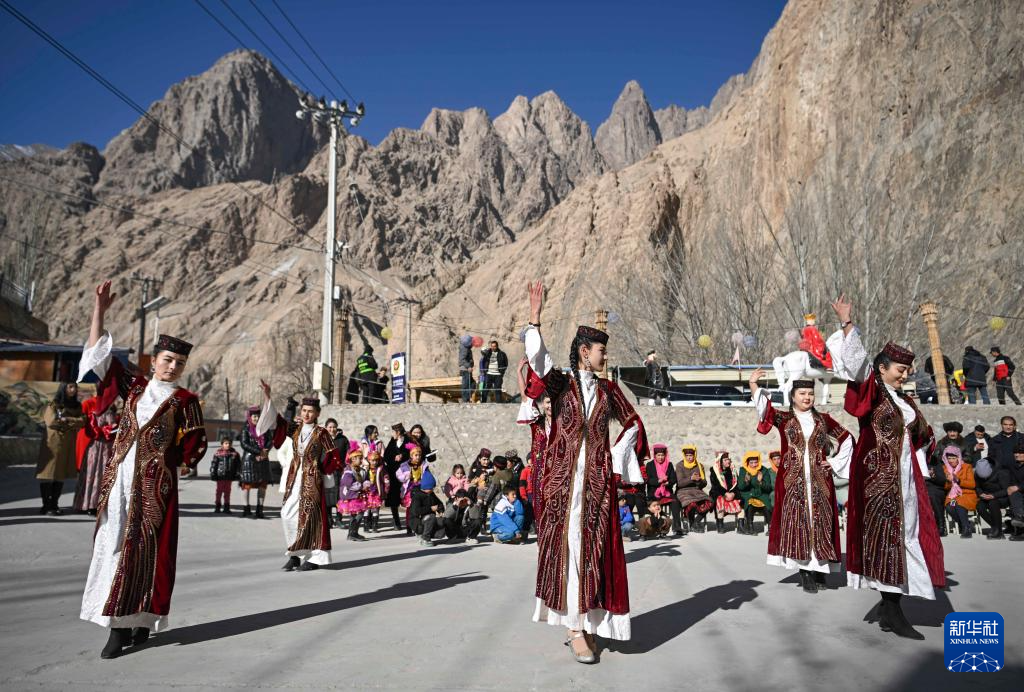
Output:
333,305,350,404
595,308,609,378
295,94,365,405
224,377,232,425
130,274,164,363
920,302,951,405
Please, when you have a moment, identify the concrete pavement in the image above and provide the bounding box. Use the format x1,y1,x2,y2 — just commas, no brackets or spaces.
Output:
0,460,1021,691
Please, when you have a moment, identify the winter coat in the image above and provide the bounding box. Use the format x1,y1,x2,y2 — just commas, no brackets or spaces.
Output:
479,349,508,378
962,348,990,386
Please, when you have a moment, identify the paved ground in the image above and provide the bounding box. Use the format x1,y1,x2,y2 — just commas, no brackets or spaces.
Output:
1,459,1021,691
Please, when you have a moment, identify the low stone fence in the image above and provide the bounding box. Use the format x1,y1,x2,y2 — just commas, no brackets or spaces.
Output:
0,435,42,467
319,402,1024,478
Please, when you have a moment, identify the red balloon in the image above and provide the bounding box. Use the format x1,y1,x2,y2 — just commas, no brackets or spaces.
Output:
471,336,484,348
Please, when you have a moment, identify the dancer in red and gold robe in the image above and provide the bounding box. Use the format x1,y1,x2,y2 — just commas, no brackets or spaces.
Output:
524,283,648,664
826,295,944,640
749,369,853,593
78,281,206,659
517,356,551,530
257,382,342,572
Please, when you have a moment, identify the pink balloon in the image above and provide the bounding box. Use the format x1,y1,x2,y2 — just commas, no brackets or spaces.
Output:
471,336,484,348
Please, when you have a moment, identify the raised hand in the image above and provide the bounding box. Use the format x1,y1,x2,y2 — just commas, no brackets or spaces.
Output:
830,294,853,324
528,281,544,324
259,379,272,398
94,280,116,314
748,367,767,389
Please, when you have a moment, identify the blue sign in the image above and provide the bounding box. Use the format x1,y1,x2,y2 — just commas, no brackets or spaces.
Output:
390,353,406,404
944,612,1004,672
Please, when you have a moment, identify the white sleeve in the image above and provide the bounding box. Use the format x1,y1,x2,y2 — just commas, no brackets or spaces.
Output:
524,325,553,377
754,388,771,423
516,398,539,425
915,448,930,479
829,435,854,480
612,424,643,484
255,396,279,437
827,328,871,382
78,331,113,382
275,441,293,494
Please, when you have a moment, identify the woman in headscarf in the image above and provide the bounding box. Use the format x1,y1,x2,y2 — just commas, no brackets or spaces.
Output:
709,452,742,533
674,444,712,533
749,369,854,593
644,444,685,537
736,451,775,537
73,396,118,515
942,445,977,538
77,280,207,658
36,381,86,515
826,294,944,640
238,404,273,519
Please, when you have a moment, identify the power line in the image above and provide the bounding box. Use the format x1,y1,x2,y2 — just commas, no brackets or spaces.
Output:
0,0,321,247
244,0,335,101
270,0,357,102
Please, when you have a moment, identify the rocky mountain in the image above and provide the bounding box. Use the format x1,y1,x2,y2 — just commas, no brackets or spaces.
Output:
0,144,58,162
2,0,1020,413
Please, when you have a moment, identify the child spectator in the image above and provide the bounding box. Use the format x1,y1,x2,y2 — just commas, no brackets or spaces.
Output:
519,453,535,536
490,486,525,543
416,472,447,546
443,489,480,541
397,443,430,535
638,499,671,539
209,436,240,514
619,495,635,539
338,443,370,541
365,450,389,532
443,463,470,499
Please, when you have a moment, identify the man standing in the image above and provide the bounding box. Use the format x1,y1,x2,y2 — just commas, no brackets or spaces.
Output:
962,346,990,404
458,335,475,403
479,340,508,403
990,346,1022,405
644,350,667,406
355,347,379,404
257,381,342,571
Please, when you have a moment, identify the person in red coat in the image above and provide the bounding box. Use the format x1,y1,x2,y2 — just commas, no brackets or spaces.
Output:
826,295,945,641
524,282,649,664
517,355,551,531
77,281,207,659
799,313,833,370
749,368,853,594
256,381,342,572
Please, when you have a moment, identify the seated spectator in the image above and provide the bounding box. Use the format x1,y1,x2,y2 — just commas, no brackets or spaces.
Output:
638,499,671,539
943,446,977,538
468,448,493,480
443,463,470,499
968,425,991,464
619,495,635,539
645,443,685,537
443,489,481,542
974,458,1010,540
489,486,525,543
674,444,713,533
709,451,743,533
414,470,446,546
933,421,970,465
737,451,774,536
990,416,1024,471
1006,445,1024,541
924,451,949,536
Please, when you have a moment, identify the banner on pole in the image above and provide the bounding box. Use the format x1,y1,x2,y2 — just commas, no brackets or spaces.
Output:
391,353,406,404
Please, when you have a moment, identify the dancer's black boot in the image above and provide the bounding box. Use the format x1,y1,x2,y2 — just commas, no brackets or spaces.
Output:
101,627,130,659
878,592,924,640
798,569,818,594
282,556,300,571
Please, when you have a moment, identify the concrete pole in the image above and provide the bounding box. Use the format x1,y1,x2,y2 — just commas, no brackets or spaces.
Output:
333,305,349,404
319,108,338,405
595,309,609,378
406,299,413,401
920,302,950,405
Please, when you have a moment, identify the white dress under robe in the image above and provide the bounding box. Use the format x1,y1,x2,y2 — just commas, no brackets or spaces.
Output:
257,400,331,566
524,326,642,640
827,328,935,600
78,332,176,631
756,390,853,573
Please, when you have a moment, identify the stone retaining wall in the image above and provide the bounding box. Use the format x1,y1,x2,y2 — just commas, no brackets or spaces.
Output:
320,402,1024,477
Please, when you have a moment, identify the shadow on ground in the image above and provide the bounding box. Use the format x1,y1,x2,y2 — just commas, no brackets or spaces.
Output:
604,579,762,655
143,573,488,649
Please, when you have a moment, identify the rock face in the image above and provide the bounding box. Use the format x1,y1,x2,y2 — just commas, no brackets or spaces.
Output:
594,80,662,170
2,0,1020,413
0,144,58,162
98,50,328,194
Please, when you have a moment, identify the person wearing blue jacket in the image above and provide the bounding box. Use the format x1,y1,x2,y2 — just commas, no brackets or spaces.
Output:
490,486,525,543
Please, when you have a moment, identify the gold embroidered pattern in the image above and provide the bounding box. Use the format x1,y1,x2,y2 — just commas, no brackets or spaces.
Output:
286,427,330,552
861,390,906,585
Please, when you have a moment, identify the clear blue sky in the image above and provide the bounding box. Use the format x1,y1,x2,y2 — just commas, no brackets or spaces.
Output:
0,0,787,149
